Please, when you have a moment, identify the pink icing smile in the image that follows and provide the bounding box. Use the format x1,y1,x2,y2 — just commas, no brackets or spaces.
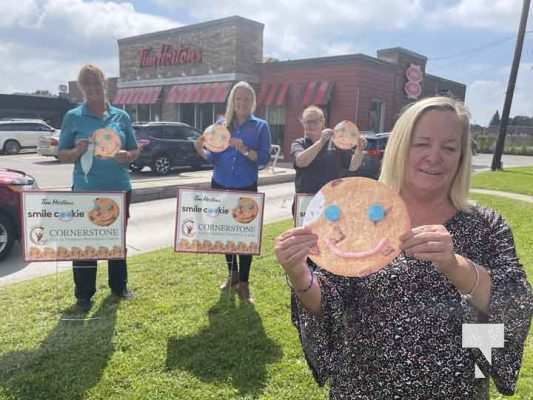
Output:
326,238,394,258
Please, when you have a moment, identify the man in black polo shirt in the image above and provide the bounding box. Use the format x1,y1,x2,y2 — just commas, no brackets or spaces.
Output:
291,106,365,195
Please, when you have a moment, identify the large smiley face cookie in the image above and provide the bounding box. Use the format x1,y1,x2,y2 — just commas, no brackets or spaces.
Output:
203,124,230,153
93,128,121,158
88,197,120,227
303,177,411,277
332,120,360,150
232,197,259,224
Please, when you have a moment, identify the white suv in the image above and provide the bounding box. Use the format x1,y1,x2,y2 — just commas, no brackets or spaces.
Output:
0,119,57,155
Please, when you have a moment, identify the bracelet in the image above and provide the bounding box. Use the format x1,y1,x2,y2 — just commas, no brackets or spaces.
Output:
285,271,315,294
460,259,480,302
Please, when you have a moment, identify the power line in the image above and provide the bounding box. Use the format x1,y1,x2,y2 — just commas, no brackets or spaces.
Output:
428,30,533,62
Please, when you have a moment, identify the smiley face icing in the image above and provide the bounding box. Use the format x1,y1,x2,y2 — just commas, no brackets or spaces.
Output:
332,120,361,150
92,128,121,158
303,177,411,277
232,197,259,224
203,124,231,153
88,197,120,227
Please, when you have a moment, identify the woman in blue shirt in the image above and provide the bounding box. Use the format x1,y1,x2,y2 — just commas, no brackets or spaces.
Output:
58,64,139,312
194,81,272,303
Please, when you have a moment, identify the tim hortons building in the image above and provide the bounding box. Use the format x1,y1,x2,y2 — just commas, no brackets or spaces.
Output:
68,15,466,157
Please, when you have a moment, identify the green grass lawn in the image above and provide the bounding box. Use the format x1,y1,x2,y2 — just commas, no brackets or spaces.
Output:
472,166,533,196
0,194,531,399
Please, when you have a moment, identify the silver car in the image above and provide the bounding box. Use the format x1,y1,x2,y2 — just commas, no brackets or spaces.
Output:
0,119,57,155
38,130,61,157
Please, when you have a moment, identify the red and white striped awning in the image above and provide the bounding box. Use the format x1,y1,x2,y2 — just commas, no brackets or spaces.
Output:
112,86,162,105
301,80,334,106
256,82,289,106
165,82,232,104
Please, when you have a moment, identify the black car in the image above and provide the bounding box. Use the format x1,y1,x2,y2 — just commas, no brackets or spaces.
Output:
351,132,390,179
131,122,212,175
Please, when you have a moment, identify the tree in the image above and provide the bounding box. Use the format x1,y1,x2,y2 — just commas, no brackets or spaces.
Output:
489,110,500,126
510,115,533,126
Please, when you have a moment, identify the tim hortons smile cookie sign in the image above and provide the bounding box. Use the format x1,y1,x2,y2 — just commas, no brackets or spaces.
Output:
174,188,265,255
21,191,126,262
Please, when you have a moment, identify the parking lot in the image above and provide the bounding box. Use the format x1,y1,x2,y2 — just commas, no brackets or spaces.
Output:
2,151,533,190
0,152,217,189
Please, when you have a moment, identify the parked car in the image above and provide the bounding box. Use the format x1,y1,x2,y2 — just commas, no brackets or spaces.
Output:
351,132,391,179
130,121,212,175
0,168,38,260
0,119,58,155
38,129,61,157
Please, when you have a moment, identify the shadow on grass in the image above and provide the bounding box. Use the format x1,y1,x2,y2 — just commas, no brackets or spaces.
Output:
166,291,283,398
0,296,117,400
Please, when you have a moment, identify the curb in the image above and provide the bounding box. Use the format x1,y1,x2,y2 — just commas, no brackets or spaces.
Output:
130,169,296,203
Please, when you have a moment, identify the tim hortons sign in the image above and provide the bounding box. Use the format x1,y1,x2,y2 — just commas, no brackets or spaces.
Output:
139,44,202,68
404,64,423,100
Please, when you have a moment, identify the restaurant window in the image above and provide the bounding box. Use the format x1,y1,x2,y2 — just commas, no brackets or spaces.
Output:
125,105,137,122
266,105,286,148
150,103,161,121
197,103,214,131
214,103,225,123
180,104,195,127
369,100,385,133
138,105,149,122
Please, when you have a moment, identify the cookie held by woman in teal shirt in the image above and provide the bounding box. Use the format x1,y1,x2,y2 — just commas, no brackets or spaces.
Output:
59,103,138,191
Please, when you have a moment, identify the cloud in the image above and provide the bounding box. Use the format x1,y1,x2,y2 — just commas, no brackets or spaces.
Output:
151,0,424,58
425,0,524,31
0,0,178,94
465,62,533,125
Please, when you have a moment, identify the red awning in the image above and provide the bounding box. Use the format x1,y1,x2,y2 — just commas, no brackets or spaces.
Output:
112,86,161,105
256,83,270,105
257,83,289,106
166,82,232,104
274,83,289,106
301,80,334,106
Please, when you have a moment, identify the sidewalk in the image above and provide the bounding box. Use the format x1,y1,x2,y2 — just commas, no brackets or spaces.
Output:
131,164,295,203
470,188,533,203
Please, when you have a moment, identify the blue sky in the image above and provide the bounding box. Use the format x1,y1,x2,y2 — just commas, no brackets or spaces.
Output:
1,0,532,125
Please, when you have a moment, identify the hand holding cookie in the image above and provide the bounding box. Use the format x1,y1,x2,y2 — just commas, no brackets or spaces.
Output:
114,150,130,164
400,225,456,273
229,137,245,152
320,129,334,145
75,139,90,157
275,226,318,275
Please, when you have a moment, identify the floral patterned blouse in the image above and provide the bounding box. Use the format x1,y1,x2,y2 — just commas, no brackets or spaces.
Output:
291,206,533,399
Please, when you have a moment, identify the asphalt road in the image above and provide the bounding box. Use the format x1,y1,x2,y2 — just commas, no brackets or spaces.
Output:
3,152,533,189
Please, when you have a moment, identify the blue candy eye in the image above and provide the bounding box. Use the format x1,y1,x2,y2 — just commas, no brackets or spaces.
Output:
325,205,341,222
368,203,385,223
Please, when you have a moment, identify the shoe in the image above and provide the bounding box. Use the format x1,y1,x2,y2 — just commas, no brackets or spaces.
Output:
76,298,92,312
237,282,254,304
220,270,239,291
112,288,135,300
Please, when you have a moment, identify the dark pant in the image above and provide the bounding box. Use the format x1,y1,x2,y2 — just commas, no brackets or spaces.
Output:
211,179,257,283
73,191,131,300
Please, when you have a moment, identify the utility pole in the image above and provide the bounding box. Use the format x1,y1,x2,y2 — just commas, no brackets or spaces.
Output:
491,0,531,170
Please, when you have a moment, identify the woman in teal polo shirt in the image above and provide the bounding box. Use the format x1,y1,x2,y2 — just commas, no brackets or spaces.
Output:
58,64,139,312
194,81,272,303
